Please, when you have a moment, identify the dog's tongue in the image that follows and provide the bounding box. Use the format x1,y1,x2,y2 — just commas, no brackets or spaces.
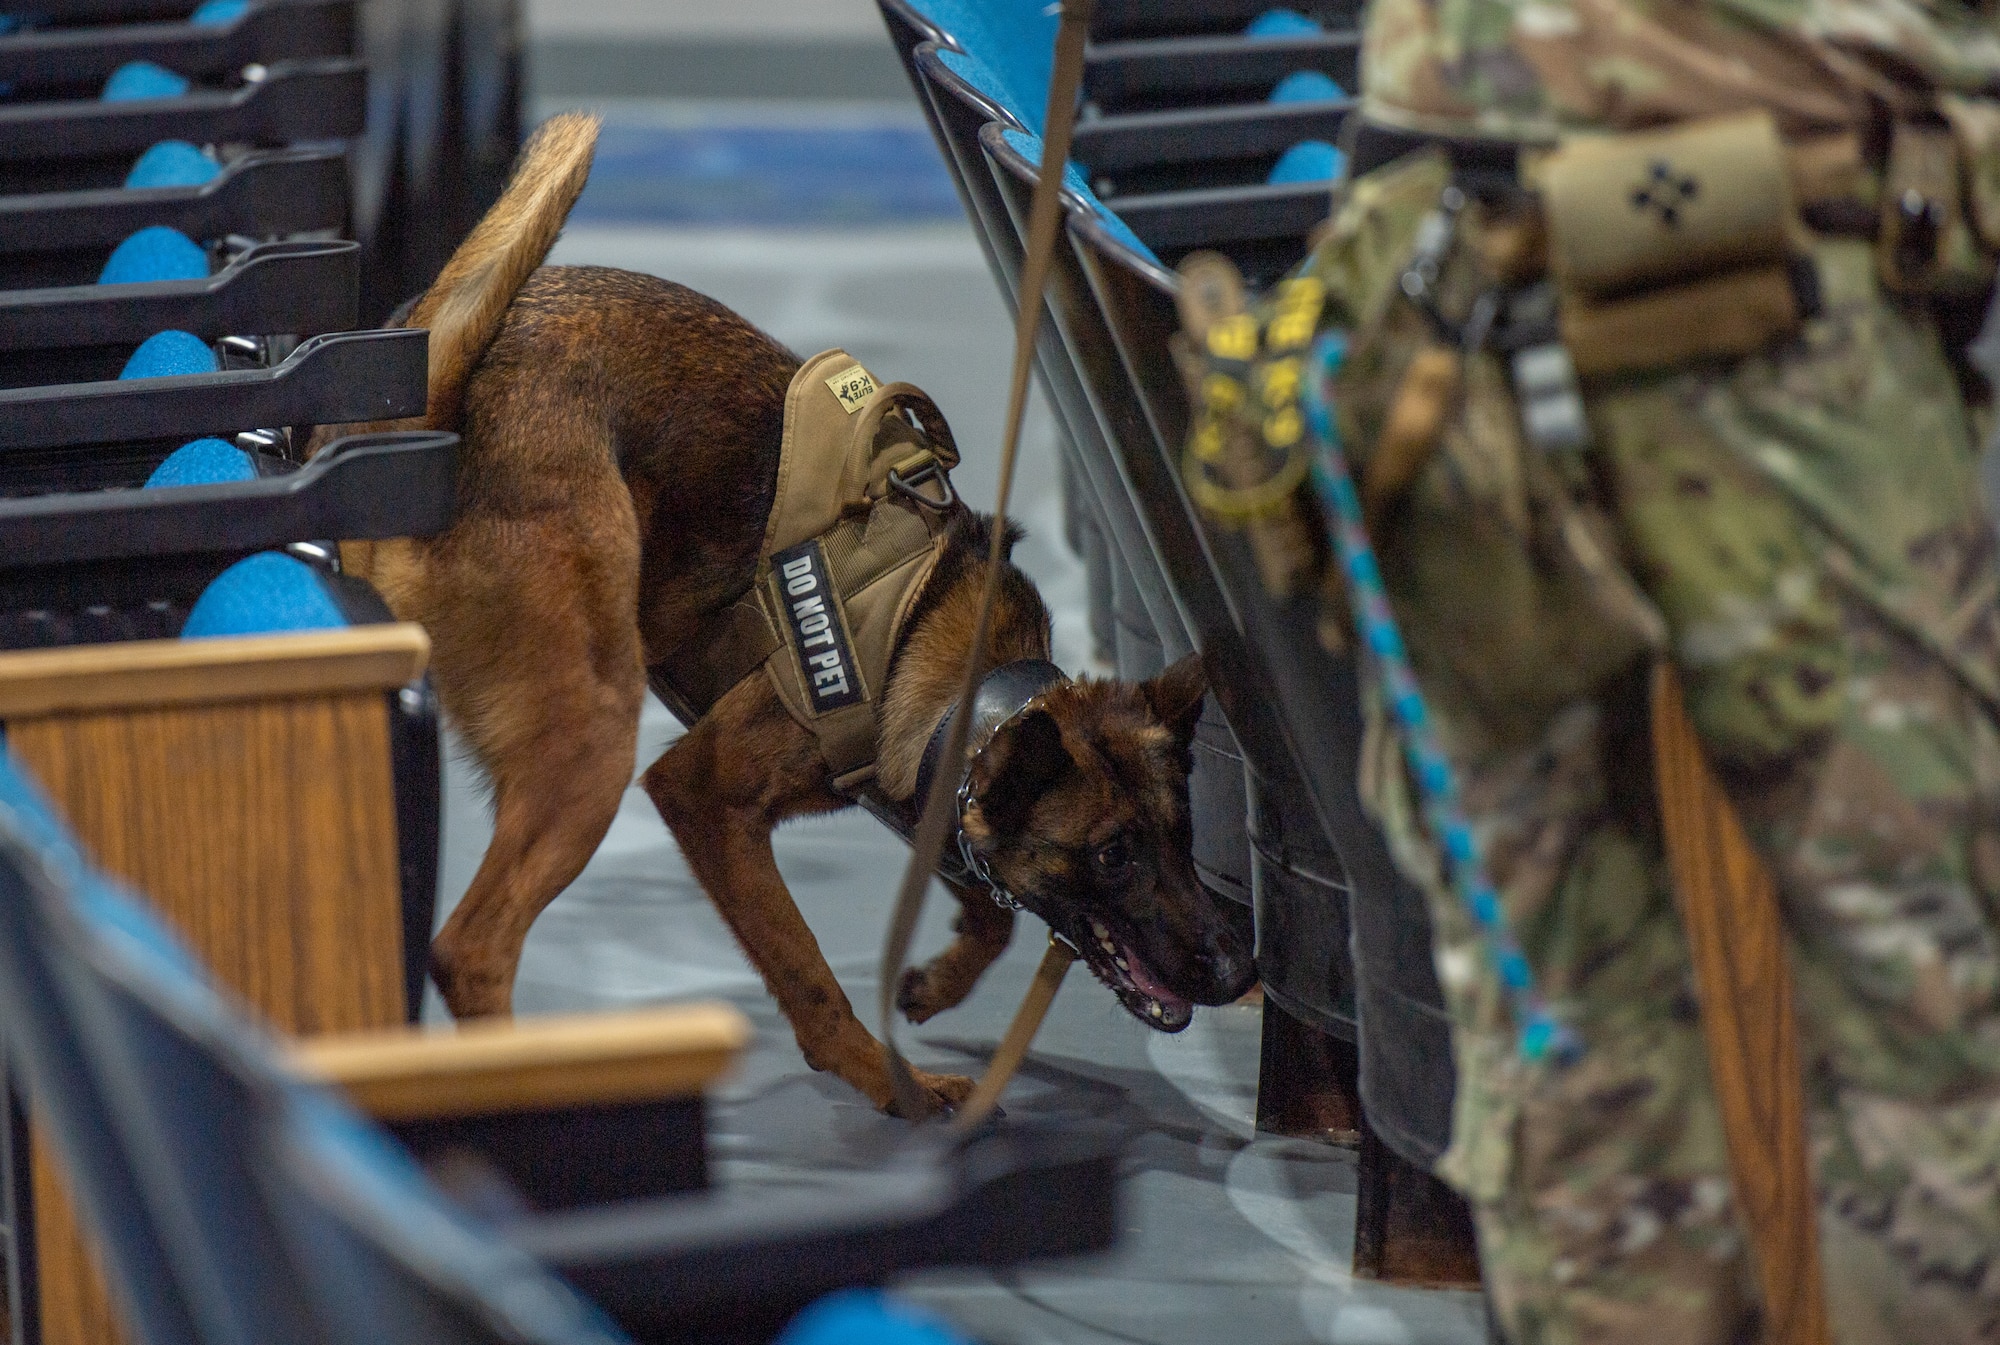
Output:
1124,948,1192,1013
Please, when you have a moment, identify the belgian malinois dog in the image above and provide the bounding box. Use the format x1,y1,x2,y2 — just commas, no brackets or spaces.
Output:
326,113,1254,1114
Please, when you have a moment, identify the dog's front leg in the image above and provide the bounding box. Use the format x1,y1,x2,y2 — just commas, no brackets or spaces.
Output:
895,878,1015,1025
643,685,975,1117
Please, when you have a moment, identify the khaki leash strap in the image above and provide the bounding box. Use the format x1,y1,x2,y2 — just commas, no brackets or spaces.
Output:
877,0,1096,1127
1651,662,1831,1345
955,938,1080,1128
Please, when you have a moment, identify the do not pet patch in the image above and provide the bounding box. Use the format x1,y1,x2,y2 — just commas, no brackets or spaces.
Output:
773,539,866,714
823,363,878,413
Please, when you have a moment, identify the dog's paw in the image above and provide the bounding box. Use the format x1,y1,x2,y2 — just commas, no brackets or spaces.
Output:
882,1066,976,1120
896,965,948,1025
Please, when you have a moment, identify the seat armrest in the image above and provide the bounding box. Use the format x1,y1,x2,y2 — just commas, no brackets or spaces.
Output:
288,1003,752,1122
0,625,430,716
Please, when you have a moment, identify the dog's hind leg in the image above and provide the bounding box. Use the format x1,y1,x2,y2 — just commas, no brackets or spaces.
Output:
643,682,975,1118
895,880,1015,1025
419,479,646,1019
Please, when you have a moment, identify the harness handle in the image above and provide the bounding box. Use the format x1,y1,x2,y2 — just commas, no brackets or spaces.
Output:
846,382,961,500
876,0,1096,1128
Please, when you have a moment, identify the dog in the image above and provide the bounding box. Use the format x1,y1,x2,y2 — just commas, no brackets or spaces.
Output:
326,113,1256,1115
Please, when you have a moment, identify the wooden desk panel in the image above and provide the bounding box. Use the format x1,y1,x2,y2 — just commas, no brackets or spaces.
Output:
3,627,426,1345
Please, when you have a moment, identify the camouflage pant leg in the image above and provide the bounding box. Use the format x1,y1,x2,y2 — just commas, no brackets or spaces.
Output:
1361,693,1756,1345
1593,239,2000,1342
1363,236,2000,1342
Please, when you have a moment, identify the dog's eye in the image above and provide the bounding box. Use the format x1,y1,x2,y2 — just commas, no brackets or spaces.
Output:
1093,839,1134,879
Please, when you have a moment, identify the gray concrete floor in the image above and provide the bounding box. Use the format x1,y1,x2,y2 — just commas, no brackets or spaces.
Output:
429,219,1488,1345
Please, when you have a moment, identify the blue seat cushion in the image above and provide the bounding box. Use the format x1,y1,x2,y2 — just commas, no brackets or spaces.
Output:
776,1291,971,1345
102,61,191,102
1245,8,1323,36
999,128,1161,266
912,0,1058,132
125,141,221,189
1269,69,1344,102
145,438,255,489
189,0,249,25
120,330,219,379
935,47,1032,129
182,553,350,639
1267,139,1344,184
99,227,208,285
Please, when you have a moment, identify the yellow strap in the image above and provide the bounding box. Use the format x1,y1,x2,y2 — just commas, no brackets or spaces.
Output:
1651,661,1830,1345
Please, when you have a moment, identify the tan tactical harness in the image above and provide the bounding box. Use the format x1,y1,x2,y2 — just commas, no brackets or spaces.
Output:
654,349,963,793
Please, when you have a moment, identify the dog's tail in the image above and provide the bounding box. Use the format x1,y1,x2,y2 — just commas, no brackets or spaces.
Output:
403,111,599,431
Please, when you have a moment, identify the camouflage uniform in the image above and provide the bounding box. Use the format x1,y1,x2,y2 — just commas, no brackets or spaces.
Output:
1286,1,2000,1339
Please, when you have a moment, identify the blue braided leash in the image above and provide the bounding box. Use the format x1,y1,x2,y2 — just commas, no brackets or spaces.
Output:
1301,331,1581,1068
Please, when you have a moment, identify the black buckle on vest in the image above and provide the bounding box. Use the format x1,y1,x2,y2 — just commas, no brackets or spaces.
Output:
888,457,957,511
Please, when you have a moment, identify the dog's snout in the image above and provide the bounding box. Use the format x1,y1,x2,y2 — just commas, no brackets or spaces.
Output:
1206,937,1258,1002
1186,899,1257,1003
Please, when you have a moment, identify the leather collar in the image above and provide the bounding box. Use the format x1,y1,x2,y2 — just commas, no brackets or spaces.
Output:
912,657,1070,810
856,658,1069,902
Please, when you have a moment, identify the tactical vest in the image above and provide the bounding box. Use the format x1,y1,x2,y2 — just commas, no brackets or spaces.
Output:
654,349,964,793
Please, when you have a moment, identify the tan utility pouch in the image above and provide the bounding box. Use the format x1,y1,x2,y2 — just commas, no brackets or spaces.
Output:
1540,113,1796,302
1881,115,1997,297
1560,265,1801,380
1942,95,2000,254
1536,112,1806,377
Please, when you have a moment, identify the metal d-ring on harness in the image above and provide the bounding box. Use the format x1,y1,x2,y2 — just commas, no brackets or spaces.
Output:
888,456,958,512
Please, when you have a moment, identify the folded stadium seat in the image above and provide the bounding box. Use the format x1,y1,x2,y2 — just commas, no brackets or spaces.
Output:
1083,6,1358,112
119,322,217,374
1055,176,1485,1287
0,326,425,479
0,54,363,197
0,0,351,103
0,424,450,618
141,431,255,485
896,38,1264,935
982,118,1362,1035
0,233,357,386
881,0,1353,167
0,326,423,523
99,57,191,99
1090,0,1361,38
0,141,347,289
902,7,1353,191
125,136,218,185
914,37,1344,287
881,0,1058,118
0,755,1116,1345
95,220,207,280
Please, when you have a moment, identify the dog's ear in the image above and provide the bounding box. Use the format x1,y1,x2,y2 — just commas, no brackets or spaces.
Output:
1142,653,1207,744
967,709,1073,838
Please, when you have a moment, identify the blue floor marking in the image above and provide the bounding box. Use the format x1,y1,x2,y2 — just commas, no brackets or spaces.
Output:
571,120,963,227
